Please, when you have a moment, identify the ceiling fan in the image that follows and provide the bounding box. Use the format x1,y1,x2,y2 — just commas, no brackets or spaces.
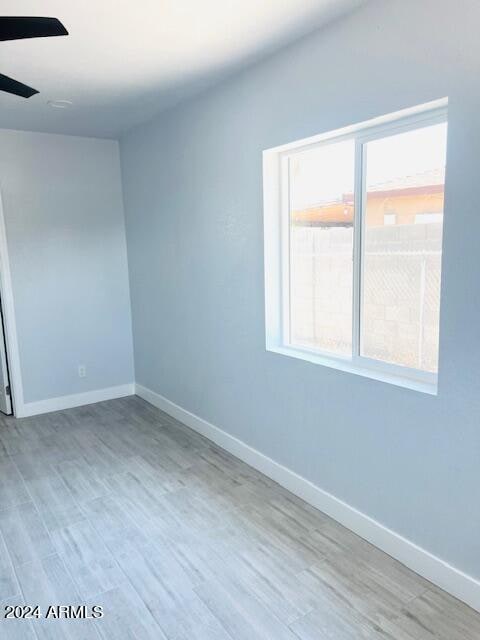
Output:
0,16,69,98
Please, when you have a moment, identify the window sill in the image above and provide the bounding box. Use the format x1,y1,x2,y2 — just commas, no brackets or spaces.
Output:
267,344,438,396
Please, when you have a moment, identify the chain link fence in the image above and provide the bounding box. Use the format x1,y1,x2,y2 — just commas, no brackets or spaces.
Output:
290,223,442,372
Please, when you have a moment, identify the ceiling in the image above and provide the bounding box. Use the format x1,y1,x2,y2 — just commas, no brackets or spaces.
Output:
0,1,365,139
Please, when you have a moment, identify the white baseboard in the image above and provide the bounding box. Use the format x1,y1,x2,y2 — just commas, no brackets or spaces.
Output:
18,383,135,418
135,382,480,613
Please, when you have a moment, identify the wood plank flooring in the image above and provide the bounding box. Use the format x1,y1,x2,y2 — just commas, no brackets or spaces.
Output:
0,395,478,639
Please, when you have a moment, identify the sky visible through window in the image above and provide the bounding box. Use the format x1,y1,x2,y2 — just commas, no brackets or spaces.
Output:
290,140,354,210
366,123,447,189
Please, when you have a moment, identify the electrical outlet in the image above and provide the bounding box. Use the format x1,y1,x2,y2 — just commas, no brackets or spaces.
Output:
78,365,86,378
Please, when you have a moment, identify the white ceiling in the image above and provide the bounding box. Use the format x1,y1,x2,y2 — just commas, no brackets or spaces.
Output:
0,0,365,138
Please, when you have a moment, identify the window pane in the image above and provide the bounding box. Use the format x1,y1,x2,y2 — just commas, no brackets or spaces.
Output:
361,122,447,372
288,140,354,355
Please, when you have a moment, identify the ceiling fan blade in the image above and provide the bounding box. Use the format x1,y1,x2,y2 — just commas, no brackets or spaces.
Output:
0,73,38,98
0,17,68,41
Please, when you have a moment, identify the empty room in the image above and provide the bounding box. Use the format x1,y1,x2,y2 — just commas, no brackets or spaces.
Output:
0,0,479,638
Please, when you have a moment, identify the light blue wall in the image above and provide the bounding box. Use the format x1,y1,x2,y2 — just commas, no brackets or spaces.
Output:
120,0,480,579
0,129,134,403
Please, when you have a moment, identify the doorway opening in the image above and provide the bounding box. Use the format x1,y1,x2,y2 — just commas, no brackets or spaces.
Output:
0,189,24,418
0,299,12,414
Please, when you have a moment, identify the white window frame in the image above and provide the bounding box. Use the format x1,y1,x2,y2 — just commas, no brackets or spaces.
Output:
263,98,448,395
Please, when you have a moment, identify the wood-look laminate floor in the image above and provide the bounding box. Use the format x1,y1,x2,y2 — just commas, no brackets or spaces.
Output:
0,396,478,640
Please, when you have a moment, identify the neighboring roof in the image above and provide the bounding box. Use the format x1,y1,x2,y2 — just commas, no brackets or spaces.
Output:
367,167,445,195
292,168,445,226
296,168,445,210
